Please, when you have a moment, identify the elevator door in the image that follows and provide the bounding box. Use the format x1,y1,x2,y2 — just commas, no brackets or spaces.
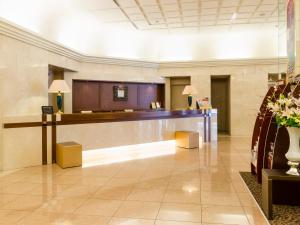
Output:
211,77,230,133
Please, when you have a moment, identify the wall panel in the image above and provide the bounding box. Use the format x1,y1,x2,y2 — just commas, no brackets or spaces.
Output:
73,80,100,112
72,80,165,112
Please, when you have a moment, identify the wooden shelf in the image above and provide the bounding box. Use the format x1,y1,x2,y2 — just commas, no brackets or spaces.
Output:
251,80,300,183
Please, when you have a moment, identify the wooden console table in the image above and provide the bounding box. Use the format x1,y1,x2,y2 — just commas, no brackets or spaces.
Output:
262,169,300,219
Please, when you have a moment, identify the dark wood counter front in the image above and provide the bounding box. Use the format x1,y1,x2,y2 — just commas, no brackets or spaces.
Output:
58,110,214,125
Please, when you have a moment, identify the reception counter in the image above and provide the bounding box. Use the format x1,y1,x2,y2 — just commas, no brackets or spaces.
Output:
56,109,217,147
2,110,217,170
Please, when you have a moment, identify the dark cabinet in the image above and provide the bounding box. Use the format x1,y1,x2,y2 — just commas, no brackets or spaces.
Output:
72,81,100,112
72,80,164,112
138,84,158,109
100,83,139,110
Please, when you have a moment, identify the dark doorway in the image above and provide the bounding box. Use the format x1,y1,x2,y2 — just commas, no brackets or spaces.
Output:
211,76,230,134
170,77,191,110
48,65,64,113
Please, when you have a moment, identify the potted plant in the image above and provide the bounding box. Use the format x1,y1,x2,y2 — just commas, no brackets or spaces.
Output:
267,93,300,175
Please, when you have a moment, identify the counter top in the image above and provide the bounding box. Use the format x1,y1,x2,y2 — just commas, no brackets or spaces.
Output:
3,109,216,128
58,109,216,125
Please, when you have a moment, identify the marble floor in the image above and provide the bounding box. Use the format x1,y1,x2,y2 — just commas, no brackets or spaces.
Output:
0,136,269,225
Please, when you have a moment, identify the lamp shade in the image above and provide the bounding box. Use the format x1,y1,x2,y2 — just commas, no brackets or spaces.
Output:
182,85,197,95
48,80,70,93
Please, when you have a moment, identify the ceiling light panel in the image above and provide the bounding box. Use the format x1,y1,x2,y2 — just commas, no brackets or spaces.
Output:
218,14,233,20
167,17,182,23
117,0,136,7
160,0,178,4
94,0,285,31
234,19,249,24
134,20,149,26
200,20,215,26
181,2,198,10
201,1,219,8
250,18,267,23
162,4,179,11
217,20,231,25
257,4,277,11
149,24,168,28
237,13,252,19
220,7,238,14
129,14,145,20
182,10,198,16
147,12,163,19
201,8,218,15
164,11,181,17
149,18,165,24
267,17,278,22
239,6,257,13
168,23,183,28
122,7,141,14
253,11,271,17
201,15,217,21
184,21,199,26
221,0,240,7
262,0,278,4
183,16,198,22
181,0,197,3
242,0,261,6
143,5,161,13
138,0,157,6
272,10,278,16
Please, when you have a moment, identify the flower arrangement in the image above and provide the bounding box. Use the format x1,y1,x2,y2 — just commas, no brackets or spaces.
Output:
267,93,300,127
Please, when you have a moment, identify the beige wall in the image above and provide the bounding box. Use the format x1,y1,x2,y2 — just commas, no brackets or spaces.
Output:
0,34,161,170
0,27,287,170
0,34,76,170
159,63,286,136
0,34,162,116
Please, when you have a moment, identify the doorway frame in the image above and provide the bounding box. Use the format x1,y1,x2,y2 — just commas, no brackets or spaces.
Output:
210,75,231,135
170,76,191,110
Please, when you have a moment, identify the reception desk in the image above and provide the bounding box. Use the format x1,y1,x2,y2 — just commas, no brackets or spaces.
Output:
2,110,217,170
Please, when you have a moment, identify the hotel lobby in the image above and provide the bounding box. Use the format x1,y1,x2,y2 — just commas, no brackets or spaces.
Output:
1,0,300,224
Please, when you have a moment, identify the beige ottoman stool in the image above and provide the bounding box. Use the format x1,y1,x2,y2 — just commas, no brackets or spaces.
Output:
175,131,199,149
56,142,82,168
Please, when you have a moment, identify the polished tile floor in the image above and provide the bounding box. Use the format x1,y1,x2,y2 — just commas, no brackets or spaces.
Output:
0,136,269,225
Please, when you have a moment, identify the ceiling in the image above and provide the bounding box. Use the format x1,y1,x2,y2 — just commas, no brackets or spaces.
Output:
0,0,287,61
80,0,286,31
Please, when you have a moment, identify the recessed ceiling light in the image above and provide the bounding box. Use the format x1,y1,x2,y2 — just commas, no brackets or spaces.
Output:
231,13,237,20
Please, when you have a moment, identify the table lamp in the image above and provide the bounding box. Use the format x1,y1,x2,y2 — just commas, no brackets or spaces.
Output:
48,80,70,113
182,85,197,110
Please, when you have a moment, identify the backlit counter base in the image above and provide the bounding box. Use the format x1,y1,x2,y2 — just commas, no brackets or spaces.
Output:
57,116,217,150
2,110,217,171
82,140,177,168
